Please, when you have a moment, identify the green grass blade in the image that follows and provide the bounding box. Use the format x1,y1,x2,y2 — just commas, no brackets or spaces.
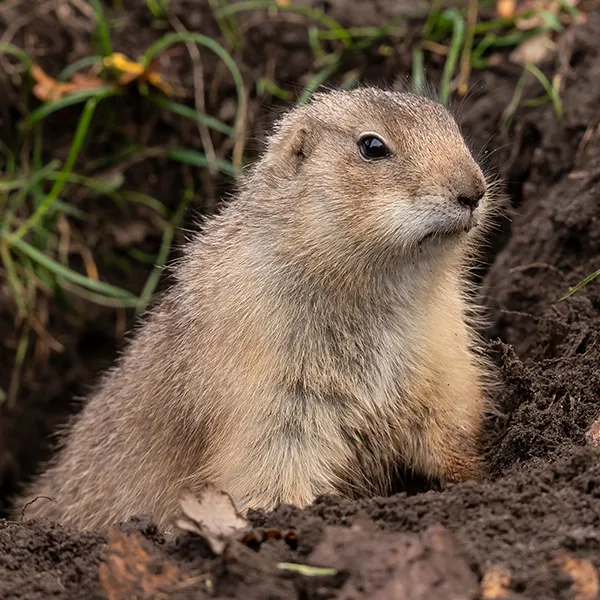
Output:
8,235,138,301
72,178,167,218
0,242,26,317
23,86,120,128
439,8,465,104
58,279,140,308
0,43,33,69
58,56,103,81
7,321,31,408
146,0,170,20
22,160,62,193
141,32,245,119
411,45,425,93
148,93,234,136
89,0,114,57
492,30,538,47
52,199,88,221
502,71,527,131
127,247,159,264
473,16,521,34
308,26,327,59
317,26,393,40
0,139,16,175
45,170,124,195
15,98,99,239
277,563,338,577
524,62,563,119
216,1,352,47
0,178,28,192
422,0,442,38
256,77,294,100
31,127,45,206
208,0,242,49
84,144,139,171
118,191,169,217
165,148,235,175
471,32,495,68
558,268,600,301
1,160,62,237
141,32,246,173
136,189,192,315
297,53,342,106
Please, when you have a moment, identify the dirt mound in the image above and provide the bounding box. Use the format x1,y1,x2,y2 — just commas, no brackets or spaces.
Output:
1,2,600,600
482,13,600,480
3,448,599,599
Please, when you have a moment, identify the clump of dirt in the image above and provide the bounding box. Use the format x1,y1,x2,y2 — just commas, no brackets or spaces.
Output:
1,2,600,599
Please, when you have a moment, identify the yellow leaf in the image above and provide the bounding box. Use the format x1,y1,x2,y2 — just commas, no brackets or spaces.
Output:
103,52,177,96
103,52,145,76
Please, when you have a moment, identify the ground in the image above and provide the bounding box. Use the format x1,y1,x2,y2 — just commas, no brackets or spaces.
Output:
1,1,600,599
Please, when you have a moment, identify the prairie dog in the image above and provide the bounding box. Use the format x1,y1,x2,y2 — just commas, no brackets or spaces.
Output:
14,87,493,531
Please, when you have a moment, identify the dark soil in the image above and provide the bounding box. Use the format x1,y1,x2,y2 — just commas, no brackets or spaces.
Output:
1,1,600,599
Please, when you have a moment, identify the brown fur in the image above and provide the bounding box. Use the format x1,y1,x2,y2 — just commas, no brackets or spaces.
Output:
12,87,496,531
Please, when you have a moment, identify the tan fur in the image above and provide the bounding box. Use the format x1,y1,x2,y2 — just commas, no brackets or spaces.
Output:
13,87,496,531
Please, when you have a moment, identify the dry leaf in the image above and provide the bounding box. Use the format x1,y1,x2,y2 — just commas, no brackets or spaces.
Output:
99,530,192,600
481,568,513,599
175,484,250,554
509,32,555,65
585,416,600,447
553,554,600,600
31,64,104,102
103,52,177,96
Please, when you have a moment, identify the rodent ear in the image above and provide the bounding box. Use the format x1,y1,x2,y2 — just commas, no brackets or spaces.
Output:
279,125,309,175
288,126,308,161
268,123,311,177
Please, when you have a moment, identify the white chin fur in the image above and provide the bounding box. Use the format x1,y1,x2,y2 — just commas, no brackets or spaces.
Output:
381,199,475,249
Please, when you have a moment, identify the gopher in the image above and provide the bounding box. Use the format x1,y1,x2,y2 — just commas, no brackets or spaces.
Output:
14,87,495,531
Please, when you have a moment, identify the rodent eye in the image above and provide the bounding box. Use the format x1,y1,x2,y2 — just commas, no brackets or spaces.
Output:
358,135,390,161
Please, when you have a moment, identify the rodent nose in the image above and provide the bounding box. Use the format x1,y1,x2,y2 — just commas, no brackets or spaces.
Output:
456,180,486,211
457,194,480,211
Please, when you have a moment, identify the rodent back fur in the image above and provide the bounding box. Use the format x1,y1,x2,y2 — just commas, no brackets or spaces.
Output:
14,87,495,530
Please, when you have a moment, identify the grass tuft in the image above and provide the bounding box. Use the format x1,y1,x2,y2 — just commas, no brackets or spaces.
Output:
0,14,251,358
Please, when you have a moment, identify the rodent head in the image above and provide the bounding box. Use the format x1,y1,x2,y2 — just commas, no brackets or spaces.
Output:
262,87,489,261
